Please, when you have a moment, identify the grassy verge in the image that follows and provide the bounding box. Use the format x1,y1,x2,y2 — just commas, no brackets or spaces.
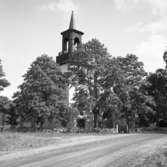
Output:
133,145,167,167
136,150,167,167
141,127,167,134
0,131,102,154
0,132,64,153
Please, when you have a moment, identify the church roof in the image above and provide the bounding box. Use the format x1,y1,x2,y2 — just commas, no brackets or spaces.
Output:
61,11,84,35
69,11,75,29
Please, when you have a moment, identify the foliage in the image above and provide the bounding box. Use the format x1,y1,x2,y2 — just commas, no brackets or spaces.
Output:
13,54,68,130
142,68,167,126
0,96,18,130
99,90,123,128
0,59,10,129
0,60,10,108
5,103,18,128
4,39,166,131
99,54,148,130
129,87,156,128
69,39,150,130
0,96,11,113
69,39,110,128
0,98,19,128
114,55,147,130
0,59,10,92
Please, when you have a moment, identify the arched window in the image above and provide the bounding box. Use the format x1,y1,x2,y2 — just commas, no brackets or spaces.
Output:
74,37,80,51
64,38,69,52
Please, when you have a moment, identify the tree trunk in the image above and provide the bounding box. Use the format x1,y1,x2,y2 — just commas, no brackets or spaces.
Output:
31,117,36,131
116,124,119,133
126,124,129,133
1,114,5,132
93,113,98,128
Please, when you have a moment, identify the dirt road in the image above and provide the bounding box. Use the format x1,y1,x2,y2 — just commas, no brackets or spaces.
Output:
0,134,167,167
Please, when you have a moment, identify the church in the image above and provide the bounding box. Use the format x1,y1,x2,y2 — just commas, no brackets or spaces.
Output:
56,11,84,104
56,11,84,70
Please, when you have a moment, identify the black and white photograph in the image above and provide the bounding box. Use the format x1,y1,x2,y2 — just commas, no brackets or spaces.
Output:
0,0,167,166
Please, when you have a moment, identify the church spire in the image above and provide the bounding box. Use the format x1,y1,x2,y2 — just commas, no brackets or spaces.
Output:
69,11,75,29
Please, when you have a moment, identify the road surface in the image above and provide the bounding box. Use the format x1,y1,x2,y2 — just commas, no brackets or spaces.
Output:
0,133,167,167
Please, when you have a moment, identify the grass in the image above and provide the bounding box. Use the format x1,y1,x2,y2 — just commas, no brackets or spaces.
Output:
0,131,102,153
0,131,63,153
133,146,167,167
136,151,167,167
142,127,167,134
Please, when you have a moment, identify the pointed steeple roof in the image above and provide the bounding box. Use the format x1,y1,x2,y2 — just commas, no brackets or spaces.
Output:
69,11,75,29
61,11,84,35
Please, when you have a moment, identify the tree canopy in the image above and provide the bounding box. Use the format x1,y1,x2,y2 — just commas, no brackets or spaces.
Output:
3,39,167,132
0,59,10,92
13,54,68,130
69,39,149,131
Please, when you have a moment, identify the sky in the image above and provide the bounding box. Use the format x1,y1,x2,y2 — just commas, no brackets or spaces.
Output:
0,0,167,99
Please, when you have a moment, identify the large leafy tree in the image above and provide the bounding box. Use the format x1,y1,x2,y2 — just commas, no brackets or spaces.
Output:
141,51,167,127
98,89,123,129
100,55,147,130
96,58,124,129
0,96,14,131
69,39,110,128
13,54,68,130
129,87,156,128
0,59,10,92
142,69,167,126
69,40,148,130
115,55,147,130
116,54,146,87
0,59,10,130
0,96,18,129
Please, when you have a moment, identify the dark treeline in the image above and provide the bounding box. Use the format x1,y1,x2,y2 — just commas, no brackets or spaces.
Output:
0,39,167,132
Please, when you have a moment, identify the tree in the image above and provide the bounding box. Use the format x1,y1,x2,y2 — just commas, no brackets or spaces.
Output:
0,97,18,129
69,40,148,131
117,55,146,87
140,51,167,127
142,69,167,126
0,96,13,131
0,59,10,92
98,90,123,129
95,58,124,129
5,102,18,129
0,59,10,131
69,39,110,128
100,54,147,131
13,54,68,130
129,87,156,128
114,55,147,131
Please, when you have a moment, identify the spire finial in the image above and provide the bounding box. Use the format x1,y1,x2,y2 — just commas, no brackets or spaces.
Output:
69,10,75,29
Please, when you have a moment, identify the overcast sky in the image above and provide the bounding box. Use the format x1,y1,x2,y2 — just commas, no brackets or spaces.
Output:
0,0,167,98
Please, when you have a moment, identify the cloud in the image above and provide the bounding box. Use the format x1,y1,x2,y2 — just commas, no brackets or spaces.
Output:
127,19,167,35
135,35,167,72
126,22,144,33
125,1,167,38
113,0,167,72
57,0,78,13
113,0,127,10
143,20,167,34
114,0,167,17
40,3,57,12
113,0,139,10
40,0,78,13
147,0,167,17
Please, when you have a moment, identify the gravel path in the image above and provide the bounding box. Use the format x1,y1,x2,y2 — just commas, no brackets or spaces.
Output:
0,133,166,167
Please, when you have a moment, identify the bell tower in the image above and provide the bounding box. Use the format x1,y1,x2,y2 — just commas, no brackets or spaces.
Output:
56,11,84,72
56,11,84,105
